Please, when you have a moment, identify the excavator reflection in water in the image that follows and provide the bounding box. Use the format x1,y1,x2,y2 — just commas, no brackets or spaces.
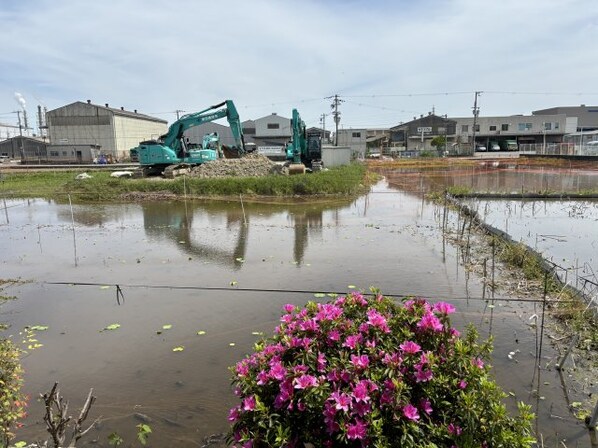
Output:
140,200,350,268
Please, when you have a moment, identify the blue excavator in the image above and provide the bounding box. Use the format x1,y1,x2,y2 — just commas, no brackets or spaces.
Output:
130,100,247,177
285,109,323,175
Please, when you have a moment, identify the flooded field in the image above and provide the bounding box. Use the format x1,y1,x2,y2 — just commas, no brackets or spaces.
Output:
473,199,598,291
380,161,598,194
0,178,595,446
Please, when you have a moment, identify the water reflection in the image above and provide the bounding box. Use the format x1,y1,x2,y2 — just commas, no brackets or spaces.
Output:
141,200,349,269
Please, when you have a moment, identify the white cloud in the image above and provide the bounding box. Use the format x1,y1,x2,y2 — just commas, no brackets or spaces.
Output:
1,0,597,130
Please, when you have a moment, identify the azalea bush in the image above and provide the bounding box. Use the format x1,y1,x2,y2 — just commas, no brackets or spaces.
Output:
0,338,26,446
229,292,535,447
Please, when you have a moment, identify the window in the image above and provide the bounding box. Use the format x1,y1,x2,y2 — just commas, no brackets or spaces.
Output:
352,132,361,138
267,123,280,130
543,122,552,131
474,124,480,132
489,125,497,131
518,123,533,131
50,151,59,157
501,124,509,131
554,122,559,130
62,151,68,156
461,125,469,132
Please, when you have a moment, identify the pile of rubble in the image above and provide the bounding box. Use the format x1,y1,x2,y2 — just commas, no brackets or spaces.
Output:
189,153,284,178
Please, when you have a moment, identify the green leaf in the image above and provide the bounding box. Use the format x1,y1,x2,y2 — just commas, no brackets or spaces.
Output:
14,442,27,448
230,280,238,286
197,330,206,335
172,346,184,352
348,285,356,289
103,323,121,331
313,293,325,298
251,331,264,336
29,325,49,331
229,342,236,347
108,432,123,447
136,424,152,446
162,324,172,330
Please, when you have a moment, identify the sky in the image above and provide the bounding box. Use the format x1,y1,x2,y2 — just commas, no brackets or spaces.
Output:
1,0,598,133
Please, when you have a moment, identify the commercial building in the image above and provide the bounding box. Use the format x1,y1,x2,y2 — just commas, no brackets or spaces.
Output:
46,100,167,160
389,114,456,155
0,136,47,159
451,113,577,150
533,105,598,131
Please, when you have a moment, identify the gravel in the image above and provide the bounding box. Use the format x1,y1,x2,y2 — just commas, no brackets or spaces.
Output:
189,154,283,178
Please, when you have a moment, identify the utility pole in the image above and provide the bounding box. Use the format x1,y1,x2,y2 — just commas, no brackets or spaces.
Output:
444,114,449,154
319,113,327,142
175,109,185,120
471,91,481,153
328,94,344,146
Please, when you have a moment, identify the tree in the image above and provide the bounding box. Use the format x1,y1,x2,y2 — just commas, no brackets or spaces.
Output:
430,136,446,149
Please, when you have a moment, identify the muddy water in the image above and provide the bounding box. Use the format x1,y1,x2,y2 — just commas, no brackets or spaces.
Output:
473,199,598,282
0,186,593,446
381,162,598,194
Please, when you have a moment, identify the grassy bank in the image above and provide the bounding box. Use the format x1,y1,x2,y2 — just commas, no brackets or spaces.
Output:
0,163,372,201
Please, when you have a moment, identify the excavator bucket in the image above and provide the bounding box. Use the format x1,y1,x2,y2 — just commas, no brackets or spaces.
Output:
288,163,306,175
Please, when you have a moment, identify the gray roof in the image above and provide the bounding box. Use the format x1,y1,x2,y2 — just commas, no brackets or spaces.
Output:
52,101,168,124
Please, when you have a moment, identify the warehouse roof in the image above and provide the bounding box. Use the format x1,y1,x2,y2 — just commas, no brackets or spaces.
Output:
49,101,168,124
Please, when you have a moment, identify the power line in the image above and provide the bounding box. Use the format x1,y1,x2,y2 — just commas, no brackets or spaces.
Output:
41,280,578,305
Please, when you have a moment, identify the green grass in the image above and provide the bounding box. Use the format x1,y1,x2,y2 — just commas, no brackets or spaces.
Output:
0,164,368,201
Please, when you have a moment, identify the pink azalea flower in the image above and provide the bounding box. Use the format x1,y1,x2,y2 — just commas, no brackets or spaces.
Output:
419,398,433,415
459,380,468,389
400,341,421,354
235,362,250,377
343,334,362,349
243,395,256,411
228,406,241,422
316,303,343,321
283,304,295,313
330,391,352,412
448,423,462,435
256,370,269,385
414,368,433,383
417,312,444,332
402,404,420,422
366,309,390,332
317,352,327,372
328,329,341,342
294,374,318,389
346,419,367,440
350,354,369,369
352,380,371,403
472,357,484,369
352,400,371,417
433,301,456,315
269,361,287,381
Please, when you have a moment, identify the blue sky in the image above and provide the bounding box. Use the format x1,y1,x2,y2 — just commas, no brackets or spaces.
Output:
1,0,597,132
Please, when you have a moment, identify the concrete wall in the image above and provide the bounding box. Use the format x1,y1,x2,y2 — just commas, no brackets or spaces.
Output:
533,106,598,129
322,146,352,167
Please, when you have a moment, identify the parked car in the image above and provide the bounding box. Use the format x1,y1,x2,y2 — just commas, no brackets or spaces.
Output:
488,141,500,151
0,155,10,163
475,145,487,152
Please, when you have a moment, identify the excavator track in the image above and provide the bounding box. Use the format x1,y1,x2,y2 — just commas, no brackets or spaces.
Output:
163,164,192,179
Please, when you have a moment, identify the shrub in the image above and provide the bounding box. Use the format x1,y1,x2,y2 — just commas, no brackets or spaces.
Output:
0,338,26,446
229,292,535,447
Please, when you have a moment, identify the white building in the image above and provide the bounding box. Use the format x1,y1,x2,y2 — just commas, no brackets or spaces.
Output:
46,100,168,160
451,113,577,147
336,128,367,157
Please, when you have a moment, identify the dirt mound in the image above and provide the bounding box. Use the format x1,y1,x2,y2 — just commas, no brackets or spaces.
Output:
189,153,283,178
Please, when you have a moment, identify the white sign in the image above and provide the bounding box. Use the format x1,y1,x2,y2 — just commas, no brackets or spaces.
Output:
417,127,432,134
258,146,285,156
59,138,69,143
